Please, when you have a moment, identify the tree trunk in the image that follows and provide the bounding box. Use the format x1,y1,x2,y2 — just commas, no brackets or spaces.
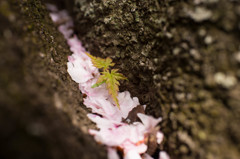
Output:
0,0,239,159
73,0,240,159
0,0,106,159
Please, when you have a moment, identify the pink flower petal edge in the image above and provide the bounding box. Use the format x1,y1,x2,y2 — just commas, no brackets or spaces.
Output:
159,151,170,159
108,148,120,159
46,4,170,159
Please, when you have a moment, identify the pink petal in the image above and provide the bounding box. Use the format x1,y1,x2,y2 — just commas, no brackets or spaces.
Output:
124,150,142,159
79,78,109,99
156,132,164,144
118,91,140,118
137,113,162,132
121,141,147,154
67,60,93,84
108,148,120,159
49,13,60,22
159,151,170,159
91,128,129,146
49,10,69,23
67,52,98,84
84,96,122,121
87,114,123,129
58,21,73,39
67,36,86,55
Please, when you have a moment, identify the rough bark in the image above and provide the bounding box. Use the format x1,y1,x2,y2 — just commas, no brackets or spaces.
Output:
0,0,106,159
0,0,240,159
73,0,240,159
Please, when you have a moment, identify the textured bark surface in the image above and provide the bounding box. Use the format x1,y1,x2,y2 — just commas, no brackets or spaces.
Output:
0,0,240,159
0,0,106,159
73,0,240,159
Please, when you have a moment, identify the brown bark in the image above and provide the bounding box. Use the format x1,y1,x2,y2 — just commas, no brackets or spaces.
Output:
0,0,106,159
73,0,240,159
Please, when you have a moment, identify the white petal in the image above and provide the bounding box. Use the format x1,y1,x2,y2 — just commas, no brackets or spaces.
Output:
108,148,120,159
84,97,122,121
118,91,140,118
137,113,162,131
122,141,147,154
87,114,122,129
156,132,164,144
67,61,93,83
58,21,73,39
79,78,109,99
159,151,170,159
124,150,142,159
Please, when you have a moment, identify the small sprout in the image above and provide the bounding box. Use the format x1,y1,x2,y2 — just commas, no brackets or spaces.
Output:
87,53,127,109
86,53,115,71
100,69,127,109
91,80,106,88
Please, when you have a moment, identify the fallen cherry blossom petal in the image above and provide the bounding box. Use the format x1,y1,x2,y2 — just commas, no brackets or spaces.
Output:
67,36,87,56
143,153,154,159
67,59,94,84
84,97,122,121
137,113,162,132
121,140,147,154
124,150,142,159
79,78,109,98
156,131,164,144
118,91,140,119
87,114,123,129
49,10,70,23
159,151,170,159
58,21,73,39
108,148,120,159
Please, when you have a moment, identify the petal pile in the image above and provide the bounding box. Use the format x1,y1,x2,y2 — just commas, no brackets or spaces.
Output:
46,4,169,159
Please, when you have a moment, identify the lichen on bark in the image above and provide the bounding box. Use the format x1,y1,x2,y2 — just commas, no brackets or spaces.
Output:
73,0,240,159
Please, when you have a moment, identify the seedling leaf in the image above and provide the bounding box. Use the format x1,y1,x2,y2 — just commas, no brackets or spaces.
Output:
86,53,115,70
102,69,127,109
87,53,128,109
91,80,106,88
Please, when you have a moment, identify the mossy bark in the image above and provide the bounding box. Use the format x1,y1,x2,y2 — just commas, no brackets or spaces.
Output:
73,0,240,159
0,0,240,159
0,0,106,159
